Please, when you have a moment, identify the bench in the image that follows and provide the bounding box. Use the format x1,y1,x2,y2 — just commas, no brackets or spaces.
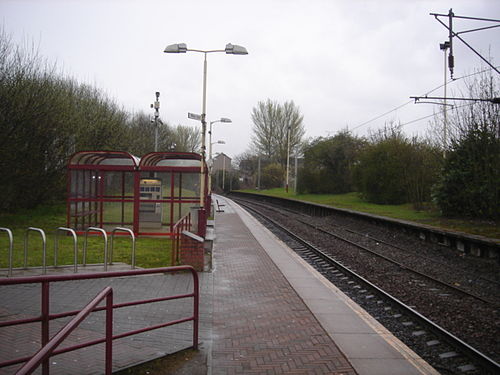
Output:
216,199,225,213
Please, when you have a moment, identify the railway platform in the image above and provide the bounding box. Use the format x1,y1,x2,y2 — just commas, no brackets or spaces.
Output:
198,195,438,375
0,195,440,375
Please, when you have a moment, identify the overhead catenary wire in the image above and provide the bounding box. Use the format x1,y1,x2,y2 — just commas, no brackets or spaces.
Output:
398,101,474,128
350,66,499,133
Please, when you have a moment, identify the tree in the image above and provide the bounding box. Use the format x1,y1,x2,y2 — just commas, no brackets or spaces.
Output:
251,99,305,168
433,71,499,219
354,124,441,207
260,163,285,189
170,124,200,153
298,131,366,194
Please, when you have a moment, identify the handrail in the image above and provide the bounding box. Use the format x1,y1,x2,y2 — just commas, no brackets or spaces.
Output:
16,287,114,375
0,266,199,373
171,212,191,265
110,227,136,269
54,227,78,273
24,227,47,274
0,227,13,277
83,227,108,271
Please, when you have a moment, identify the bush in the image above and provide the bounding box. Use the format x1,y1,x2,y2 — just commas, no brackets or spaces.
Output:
354,128,441,207
434,127,499,219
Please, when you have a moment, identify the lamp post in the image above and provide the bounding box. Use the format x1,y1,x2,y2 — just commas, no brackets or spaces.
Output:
285,125,291,193
164,43,247,208
209,118,231,165
209,118,231,193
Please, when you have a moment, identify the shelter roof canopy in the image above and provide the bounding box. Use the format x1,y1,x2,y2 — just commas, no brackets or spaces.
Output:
68,151,140,167
140,152,202,168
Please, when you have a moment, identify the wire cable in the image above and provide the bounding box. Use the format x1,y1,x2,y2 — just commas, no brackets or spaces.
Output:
350,66,498,132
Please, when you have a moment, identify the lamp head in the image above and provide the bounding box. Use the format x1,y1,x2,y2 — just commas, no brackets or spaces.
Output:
220,117,232,123
225,43,248,55
164,43,187,53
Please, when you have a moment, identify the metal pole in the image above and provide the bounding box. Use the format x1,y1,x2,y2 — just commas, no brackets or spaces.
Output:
285,125,291,193
448,8,455,79
443,46,448,154
294,152,298,193
200,54,208,207
153,92,160,152
257,156,261,190
208,121,214,195
222,156,226,191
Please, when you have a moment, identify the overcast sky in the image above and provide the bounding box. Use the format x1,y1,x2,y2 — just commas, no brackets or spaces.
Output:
2,0,499,159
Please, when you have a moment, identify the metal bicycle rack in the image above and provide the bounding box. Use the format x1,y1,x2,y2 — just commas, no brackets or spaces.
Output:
24,227,47,275
54,227,78,273
83,227,109,271
0,228,13,277
110,227,136,269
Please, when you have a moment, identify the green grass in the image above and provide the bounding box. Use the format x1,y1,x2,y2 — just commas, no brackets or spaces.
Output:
238,188,500,239
0,203,173,270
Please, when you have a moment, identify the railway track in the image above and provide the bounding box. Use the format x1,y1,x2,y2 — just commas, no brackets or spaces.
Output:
234,197,500,375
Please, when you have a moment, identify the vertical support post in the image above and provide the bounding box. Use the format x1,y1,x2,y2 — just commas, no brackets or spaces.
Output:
66,168,72,229
178,173,183,223
448,8,454,79
443,44,448,155
222,156,226,191
105,290,113,375
41,281,50,375
99,171,105,228
257,156,261,190
121,172,125,226
294,153,298,193
133,171,140,235
170,172,175,233
0,228,13,277
199,53,208,208
192,269,199,350
286,125,291,193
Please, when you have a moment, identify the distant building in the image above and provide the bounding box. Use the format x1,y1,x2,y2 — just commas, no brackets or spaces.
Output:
212,153,232,173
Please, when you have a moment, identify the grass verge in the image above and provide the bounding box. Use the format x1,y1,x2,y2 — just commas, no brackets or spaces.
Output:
0,203,173,269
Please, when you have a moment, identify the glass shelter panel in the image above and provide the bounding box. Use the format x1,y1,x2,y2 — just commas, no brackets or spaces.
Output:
68,169,135,232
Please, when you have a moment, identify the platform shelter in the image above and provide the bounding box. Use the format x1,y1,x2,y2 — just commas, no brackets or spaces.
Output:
66,151,207,236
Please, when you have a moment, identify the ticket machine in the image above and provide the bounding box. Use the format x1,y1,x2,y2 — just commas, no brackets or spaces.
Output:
139,178,162,228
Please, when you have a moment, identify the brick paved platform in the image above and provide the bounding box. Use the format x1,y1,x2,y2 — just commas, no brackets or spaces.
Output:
204,196,438,375
0,195,438,375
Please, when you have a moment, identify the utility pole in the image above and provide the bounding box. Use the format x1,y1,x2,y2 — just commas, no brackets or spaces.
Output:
440,41,450,153
294,152,298,193
257,156,261,190
285,125,291,193
151,92,160,152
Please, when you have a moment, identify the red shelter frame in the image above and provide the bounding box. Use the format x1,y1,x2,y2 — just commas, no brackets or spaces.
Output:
67,151,207,236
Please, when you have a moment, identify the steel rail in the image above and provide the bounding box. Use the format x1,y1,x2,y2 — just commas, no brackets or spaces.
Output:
238,200,500,374
295,218,494,305
237,195,499,287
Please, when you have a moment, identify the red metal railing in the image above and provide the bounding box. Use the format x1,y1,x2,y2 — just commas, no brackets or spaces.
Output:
0,266,199,374
16,286,114,375
171,213,192,265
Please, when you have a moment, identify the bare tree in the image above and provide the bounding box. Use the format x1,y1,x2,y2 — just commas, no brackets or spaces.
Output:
251,99,305,168
170,124,201,152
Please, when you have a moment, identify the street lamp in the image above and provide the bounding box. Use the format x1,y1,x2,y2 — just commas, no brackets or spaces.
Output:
285,125,291,193
164,43,247,208
209,118,231,193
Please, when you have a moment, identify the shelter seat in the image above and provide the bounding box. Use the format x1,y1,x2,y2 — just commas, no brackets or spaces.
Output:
216,200,225,213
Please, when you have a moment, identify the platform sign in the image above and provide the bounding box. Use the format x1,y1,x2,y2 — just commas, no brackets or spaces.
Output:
188,112,201,121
